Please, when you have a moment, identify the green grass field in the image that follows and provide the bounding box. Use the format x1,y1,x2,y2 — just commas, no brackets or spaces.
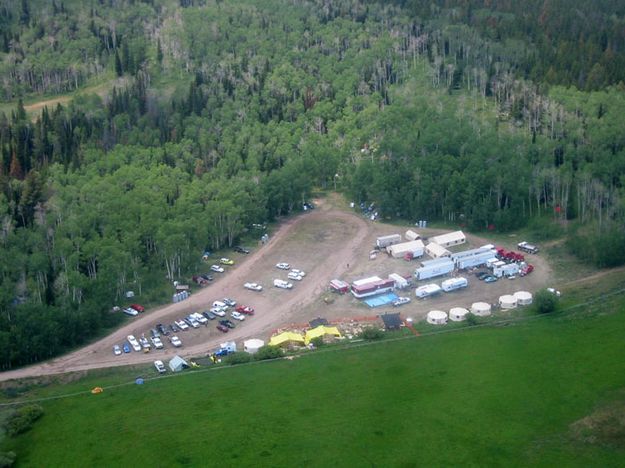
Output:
3,291,625,467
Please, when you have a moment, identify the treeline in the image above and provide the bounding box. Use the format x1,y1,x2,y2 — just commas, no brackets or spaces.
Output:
0,0,623,368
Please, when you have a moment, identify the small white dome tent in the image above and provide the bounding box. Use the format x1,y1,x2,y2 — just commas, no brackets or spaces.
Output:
471,302,491,316
514,291,533,305
427,310,448,325
449,307,470,322
243,339,265,354
499,294,518,309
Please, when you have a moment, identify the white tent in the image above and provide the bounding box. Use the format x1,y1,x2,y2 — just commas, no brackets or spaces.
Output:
425,242,451,258
168,355,189,372
514,291,533,305
243,339,265,354
430,230,466,247
405,230,420,241
449,307,470,321
427,310,448,325
499,295,518,309
471,302,491,316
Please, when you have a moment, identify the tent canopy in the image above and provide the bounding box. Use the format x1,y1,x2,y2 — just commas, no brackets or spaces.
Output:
269,331,305,347
381,313,402,330
309,317,329,328
169,355,189,372
304,325,342,344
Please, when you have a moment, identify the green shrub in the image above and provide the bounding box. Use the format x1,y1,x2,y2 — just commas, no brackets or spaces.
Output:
6,404,44,437
526,216,565,241
534,289,559,314
465,314,479,326
566,223,625,268
0,451,16,467
225,352,251,366
254,345,283,361
360,327,384,340
310,337,324,348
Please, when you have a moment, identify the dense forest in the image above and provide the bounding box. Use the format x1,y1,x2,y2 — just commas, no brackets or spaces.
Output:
0,0,623,368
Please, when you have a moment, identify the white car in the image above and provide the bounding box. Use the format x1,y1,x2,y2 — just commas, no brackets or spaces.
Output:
127,335,141,352
191,312,208,325
170,335,182,347
244,282,263,291
210,307,226,317
290,269,306,277
210,265,225,273
113,345,122,356
287,272,303,281
547,287,562,297
175,319,189,331
392,297,411,307
139,336,151,350
231,311,245,321
154,360,167,374
123,308,138,317
151,337,164,349
276,262,290,270
212,300,227,309
185,316,200,328
274,279,293,289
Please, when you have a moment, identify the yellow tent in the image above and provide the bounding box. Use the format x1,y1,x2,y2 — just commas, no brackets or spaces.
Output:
304,326,342,345
269,331,305,347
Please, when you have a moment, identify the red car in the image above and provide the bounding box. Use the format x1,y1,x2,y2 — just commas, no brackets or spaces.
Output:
235,305,255,315
130,304,145,313
216,324,229,333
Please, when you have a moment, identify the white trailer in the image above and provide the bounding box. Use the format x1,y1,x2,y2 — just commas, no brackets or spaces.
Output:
388,273,409,289
376,234,402,249
415,258,455,281
441,277,468,292
493,263,520,278
452,248,497,269
415,283,442,298
387,240,425,258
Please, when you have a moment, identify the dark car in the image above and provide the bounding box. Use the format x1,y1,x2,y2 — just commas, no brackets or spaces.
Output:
170,323,180,333
219,319,236,329
123,343,131,353
150,328,160,338
476,271,489,280
200,274,214,281
234,246,250,254
202,311,217,320
156,323,169,336
216,324,229,333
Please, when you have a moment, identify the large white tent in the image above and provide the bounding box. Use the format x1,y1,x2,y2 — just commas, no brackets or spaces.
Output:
427,310,448,325
471,302,491,316
449,307,470,321
243,339,265,354
499,294,518,309
168,355,189,372
514,291,533,305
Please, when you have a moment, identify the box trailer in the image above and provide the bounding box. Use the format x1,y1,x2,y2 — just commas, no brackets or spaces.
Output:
351,276,395,298
451,248,497,269
376,234,402,249
386,240,425,258
388,273,410,289
329,279,349,294
441,277,468,292
493,263,520,278
415,283,442,298
405,230,420,241
415,258,455,281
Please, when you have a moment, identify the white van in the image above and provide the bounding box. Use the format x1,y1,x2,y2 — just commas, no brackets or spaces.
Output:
273,279,293,289
212,300,227,309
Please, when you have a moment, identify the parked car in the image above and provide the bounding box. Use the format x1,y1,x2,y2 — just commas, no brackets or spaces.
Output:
547,287,562,297
170,323,180,333
220,257,234,265
202,311,217,320
139,336,151,350
175,319,189,331
484,276,498,283
170,335,182,347
113,345,122,356
154,360,167,374
200,274,214,281
130,304,145,313
235,305,254,315
123,343,131,353
127,335,141,352
156,323,168,336
216,324,229,333
274,279,293,289
210,307,226,317
287,272,303,281
244,282,263,291
219,319,236,329
276,262,290,270
210,265,225,273
476,271,489,280
151,337,164,349
150,328,160,338
507,275,516,280
290,269,306,277
234,246,250,254
231,311,245,321
212,300,227,309
123,307,138,317
184,316,200,328
392,297,411,307
223,298,237,307
191,312,208,325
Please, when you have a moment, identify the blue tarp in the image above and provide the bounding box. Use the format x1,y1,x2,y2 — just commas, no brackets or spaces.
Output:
364,292,399,308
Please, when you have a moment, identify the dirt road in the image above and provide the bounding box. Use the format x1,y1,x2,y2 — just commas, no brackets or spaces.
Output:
0,202,371,382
